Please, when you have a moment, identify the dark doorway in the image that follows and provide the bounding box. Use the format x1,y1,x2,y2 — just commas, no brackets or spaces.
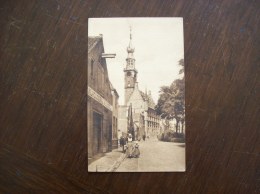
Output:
93,112,102,155
108,125,112,151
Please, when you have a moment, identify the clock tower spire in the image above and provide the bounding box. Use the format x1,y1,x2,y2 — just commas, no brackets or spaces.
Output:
124,26,138,105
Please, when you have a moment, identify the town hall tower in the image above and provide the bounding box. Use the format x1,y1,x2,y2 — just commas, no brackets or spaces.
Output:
118,27,160,140
124,28,138,105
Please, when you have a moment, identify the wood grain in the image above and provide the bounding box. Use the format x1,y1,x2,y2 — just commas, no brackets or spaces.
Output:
0,0,259,193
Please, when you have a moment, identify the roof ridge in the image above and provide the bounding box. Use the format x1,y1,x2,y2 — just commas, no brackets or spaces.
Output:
88,36,102,53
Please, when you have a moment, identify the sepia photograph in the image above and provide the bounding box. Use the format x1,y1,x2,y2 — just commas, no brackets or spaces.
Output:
88,18,185,172
0,0,258,193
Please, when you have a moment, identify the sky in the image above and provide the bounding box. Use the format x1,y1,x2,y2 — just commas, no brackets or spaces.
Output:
89,18,184,105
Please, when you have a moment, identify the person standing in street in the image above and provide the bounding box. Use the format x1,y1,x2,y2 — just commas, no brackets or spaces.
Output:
128,134,133,142
119,135,127,153
126,134,134,157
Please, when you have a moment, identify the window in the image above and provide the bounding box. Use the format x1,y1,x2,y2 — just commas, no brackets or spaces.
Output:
97,66,104,93
91,59,94,77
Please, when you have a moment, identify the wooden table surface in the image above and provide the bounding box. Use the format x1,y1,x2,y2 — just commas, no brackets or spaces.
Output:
0,0,259,193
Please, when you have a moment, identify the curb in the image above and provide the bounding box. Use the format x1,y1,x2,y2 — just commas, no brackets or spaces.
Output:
106,153,126,172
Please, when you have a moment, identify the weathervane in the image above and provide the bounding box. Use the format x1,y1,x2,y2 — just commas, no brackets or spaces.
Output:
130,25,132,40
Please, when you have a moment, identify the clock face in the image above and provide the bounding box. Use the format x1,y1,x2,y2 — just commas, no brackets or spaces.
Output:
127,72,131,76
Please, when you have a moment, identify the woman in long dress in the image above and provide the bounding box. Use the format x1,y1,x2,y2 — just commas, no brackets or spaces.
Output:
126,134,134,158
132,142,140,158
126,134,140,158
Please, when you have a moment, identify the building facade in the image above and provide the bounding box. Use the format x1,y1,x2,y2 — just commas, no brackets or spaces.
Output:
88,35,114,158
118,30,160,139
110,83,119,149
117,105,128,138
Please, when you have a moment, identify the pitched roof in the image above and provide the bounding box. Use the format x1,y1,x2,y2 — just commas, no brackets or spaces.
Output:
140,91,156,109
88,36,102,52
110,81,119,97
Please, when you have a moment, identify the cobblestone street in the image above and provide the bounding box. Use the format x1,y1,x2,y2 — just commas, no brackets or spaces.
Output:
116,137,185,172
88,137,185,172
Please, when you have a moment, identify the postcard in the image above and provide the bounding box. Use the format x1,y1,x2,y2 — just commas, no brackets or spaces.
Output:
88,18,185,172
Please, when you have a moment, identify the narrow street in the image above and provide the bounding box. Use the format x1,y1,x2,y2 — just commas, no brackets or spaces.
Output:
116,137,185,172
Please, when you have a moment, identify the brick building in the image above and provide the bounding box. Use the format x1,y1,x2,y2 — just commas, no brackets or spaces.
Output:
88,35,116,158
110,83,119,149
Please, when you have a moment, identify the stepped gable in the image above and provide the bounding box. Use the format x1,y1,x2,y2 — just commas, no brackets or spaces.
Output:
140,90,156,109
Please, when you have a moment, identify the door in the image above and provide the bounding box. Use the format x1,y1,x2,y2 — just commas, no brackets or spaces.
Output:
93,112,102,154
